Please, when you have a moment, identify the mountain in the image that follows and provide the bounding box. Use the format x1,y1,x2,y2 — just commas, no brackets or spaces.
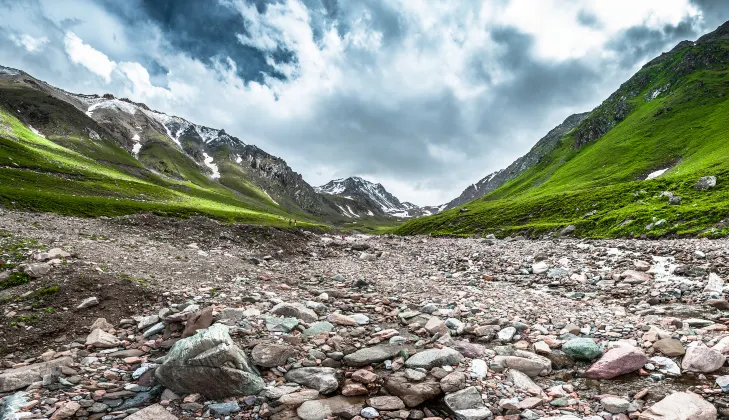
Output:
0,64,350,226
441,112,589,210
397,21,729,238
316,176,429,219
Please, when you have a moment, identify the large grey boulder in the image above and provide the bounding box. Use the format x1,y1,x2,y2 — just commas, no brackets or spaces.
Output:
155,324,263,399
0,357,73,392
694,176,717,190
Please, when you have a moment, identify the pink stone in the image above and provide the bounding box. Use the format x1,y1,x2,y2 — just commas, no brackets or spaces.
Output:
583,346,647,379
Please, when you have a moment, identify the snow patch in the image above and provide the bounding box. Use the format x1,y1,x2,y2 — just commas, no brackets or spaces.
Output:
132,142,142,157
0,66,20,76
367,210,374,216
235,154,242,164
132,134,140,141
646,168,669,180
346,205,360,218
202,153,220,179
86,99,139,117
29,126,45,138
262,190,278,205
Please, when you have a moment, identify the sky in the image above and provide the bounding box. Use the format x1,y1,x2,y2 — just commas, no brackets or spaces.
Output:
1,0,729,206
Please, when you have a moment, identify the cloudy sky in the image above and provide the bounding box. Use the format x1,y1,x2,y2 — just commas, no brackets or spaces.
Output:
1,0,728,205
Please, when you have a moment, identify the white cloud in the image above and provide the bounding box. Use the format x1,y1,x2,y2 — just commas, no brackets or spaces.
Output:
9,34,49,53
63,32,117,82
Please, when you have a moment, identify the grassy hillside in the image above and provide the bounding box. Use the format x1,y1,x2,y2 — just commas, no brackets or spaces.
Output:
0,108,323,229
396,35,729,238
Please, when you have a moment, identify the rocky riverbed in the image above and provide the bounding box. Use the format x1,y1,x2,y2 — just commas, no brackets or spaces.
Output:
1,210,729,419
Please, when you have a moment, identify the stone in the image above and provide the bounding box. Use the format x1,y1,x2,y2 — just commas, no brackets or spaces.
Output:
650,356,681,376
443,386,492,420
425,317,449,335
208,401,240,416
155,324,264,399
361,407,379,418
492,351,552,377
440,371,467,393
85,329,119,348
89,318,114,332
694,176,717,190
125,404,178,420
367,396,405,411
469,359,487,379
136,315,160,331
296,396,365,420
638,392,716,419
303,321,333,336
285,367,339,394
384,376,442,407
351,369,378,384
270,302,318,322
23,263,50,278
218,307,247,323
265,317,299,333
652,338,685,356
405,347,464,369
0,357,73,392
343,345,405,367
50,401,80,420
532,261,549,274
453,341,492,359
327,312,358,326
497,326,517,341
506,369,542,395
251,343,295,367
182,306,214,338
278,389,319,405
562,338,601,360
342,380,368,396
583,346,647,379
34,248,70,261
76,296,99,309
716,375,729,392
620,270,651,284
601,396,630,413
681,345,725,373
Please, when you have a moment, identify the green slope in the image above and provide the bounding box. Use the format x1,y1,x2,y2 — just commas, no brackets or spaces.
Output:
0,108,323,229
397,30,729,238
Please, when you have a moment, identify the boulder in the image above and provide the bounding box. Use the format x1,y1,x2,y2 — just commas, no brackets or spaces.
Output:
681,345,725,373
583,346,647,379
343,345,404,367
405,347,464,369
638,391,716,419
155,324,264,398
285,367,340,394
0,357,73,392
443,386,492,420
492,351,552,377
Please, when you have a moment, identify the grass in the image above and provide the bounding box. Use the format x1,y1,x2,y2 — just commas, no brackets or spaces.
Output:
397,39,729,238
0,107,327,230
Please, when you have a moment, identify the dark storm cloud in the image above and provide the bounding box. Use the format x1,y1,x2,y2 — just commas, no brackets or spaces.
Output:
691,0,729,29
99,0,293,84
607,17,699,69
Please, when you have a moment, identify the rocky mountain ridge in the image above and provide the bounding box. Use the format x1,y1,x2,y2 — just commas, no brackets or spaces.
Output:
316,177,430,219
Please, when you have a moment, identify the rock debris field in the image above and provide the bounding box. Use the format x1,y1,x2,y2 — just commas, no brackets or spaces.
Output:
2,210,729,419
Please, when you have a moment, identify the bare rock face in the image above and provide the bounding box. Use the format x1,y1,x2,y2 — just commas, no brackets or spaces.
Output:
155,324,264,399
638,391,717,419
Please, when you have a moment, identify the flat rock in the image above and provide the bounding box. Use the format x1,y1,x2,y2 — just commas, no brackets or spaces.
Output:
384,376,442,407
285,367,340,394
366,396,405,410
443,386,492,420
0,357,73,392
85,329,119,348
252,343,296,367
652,338,685,357
125,404,178,420
638,391,716,419
296,396,365,420
343,344,404,367
405,347,464,369
492,351,552,377
270,302,318,323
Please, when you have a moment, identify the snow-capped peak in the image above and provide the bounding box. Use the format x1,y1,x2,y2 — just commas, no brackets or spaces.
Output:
318,176,426,218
